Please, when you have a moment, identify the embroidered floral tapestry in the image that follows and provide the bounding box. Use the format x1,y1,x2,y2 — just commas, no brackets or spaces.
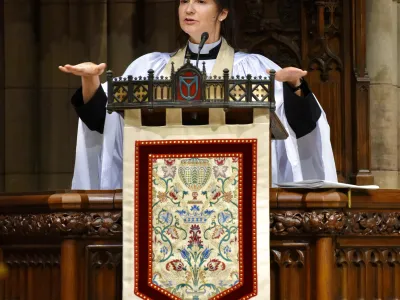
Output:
130,139,261,300
150,154,242,300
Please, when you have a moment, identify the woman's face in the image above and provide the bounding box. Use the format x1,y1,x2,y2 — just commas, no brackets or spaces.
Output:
179,0,228,44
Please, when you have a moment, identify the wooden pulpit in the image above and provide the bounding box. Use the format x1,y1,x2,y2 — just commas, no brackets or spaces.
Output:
106,58,288,299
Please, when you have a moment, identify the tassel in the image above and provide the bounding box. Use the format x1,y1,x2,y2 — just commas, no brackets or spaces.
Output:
348,189,352,208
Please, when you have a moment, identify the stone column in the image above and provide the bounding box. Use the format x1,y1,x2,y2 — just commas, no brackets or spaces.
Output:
108,0,139,76
39,0,74,190
0,1,5,192
4,1,39,191
367,0,399,188
398,1,400,187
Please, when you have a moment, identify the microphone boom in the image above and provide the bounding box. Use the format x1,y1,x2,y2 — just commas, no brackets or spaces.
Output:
196,32,209,68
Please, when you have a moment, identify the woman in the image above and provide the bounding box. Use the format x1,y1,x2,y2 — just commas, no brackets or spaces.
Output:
59,0,337,189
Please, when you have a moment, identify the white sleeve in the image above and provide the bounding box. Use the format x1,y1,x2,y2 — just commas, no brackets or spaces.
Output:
233,53,337,183
71,52,170,189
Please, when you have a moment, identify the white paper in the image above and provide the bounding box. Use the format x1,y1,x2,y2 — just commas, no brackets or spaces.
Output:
275,179,379,190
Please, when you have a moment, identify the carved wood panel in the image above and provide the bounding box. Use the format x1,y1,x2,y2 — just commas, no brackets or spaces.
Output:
270,241,311,300
0,212,122,237
0,245,60,300
236,0,371,183
237,0,343,181
238,0,303,68
270,210,400,236
336,248,400,299
86,244,122,300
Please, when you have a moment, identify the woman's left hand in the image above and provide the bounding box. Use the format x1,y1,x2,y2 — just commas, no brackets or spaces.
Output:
267,67,308,87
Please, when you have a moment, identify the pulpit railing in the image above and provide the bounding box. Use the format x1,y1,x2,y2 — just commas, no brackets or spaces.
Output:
105,56,288,139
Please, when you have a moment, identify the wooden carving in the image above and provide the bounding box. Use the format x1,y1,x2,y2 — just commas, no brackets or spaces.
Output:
270,243,310,299
307,0,343,81
336,248,400,298
0,212,122,237
242,0,302,68
239,0,371,183
1,248,61,300
271,210,400,236
4,253,60,267
271,249,305,267
90,250,122,269
270,210,346,235
344,212,400,235
1,210,399,237
86,245,123,300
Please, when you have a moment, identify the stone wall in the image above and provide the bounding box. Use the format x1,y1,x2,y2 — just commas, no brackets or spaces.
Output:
1,0,396,191
1,0,179,192
367,0,400,188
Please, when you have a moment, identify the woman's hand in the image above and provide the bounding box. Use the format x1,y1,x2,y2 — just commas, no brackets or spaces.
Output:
58,62,106,103
58,62,106,77
267,67,307,88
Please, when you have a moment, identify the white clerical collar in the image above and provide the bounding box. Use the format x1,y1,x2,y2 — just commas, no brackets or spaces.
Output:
188,38,222,54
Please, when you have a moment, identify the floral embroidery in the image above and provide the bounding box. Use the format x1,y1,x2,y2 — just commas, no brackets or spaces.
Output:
223,192,233,203
188,224,204,249
212,159,228,178
157,191,168,203
162,158,177,178
206,259,226,271
166,259,186,272
166,227,179,239
212,226,225,239
152,156,240,299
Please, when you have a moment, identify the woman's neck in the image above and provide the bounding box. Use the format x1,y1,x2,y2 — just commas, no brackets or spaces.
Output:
189,31,221,44
188,38,222,54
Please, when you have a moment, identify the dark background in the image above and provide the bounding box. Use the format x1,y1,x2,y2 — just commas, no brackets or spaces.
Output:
0,0,370,192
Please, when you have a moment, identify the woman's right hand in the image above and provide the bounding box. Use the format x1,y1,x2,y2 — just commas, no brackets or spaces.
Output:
59,62,106,103
58,62,106,77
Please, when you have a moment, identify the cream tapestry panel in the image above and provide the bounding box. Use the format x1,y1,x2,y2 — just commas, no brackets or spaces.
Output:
123,108,270,300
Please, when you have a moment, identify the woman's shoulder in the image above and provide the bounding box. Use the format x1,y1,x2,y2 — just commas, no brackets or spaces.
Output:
127,52,171,65
122,52,171,76
233,52,282,71
231,51,283,93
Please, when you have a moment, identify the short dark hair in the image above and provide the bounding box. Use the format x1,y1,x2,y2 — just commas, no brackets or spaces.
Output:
177,0,237,49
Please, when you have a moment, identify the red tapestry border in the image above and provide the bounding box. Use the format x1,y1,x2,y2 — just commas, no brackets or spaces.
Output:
134,139,258,300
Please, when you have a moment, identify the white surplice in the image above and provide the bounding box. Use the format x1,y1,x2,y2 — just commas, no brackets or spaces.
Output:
71,39,337,190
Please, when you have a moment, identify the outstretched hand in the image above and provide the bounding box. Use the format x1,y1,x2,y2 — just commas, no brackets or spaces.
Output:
267,67,307,87
58,62,107,78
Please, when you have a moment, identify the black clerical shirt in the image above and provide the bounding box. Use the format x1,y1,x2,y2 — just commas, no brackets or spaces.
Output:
71,48,321,139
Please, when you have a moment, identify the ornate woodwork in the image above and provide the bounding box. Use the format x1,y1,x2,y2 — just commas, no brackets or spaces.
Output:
271,210,346,235
336,248,400,299
4,252,60,268
0,210,397,238
270,242,310,300
241,0,303,68
238,0,372,184
0,212,122,237
86,245,122,300
0,246,61,300
0,189,397,299
344,212,400,235
271,211,400,236
0,1,380,300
